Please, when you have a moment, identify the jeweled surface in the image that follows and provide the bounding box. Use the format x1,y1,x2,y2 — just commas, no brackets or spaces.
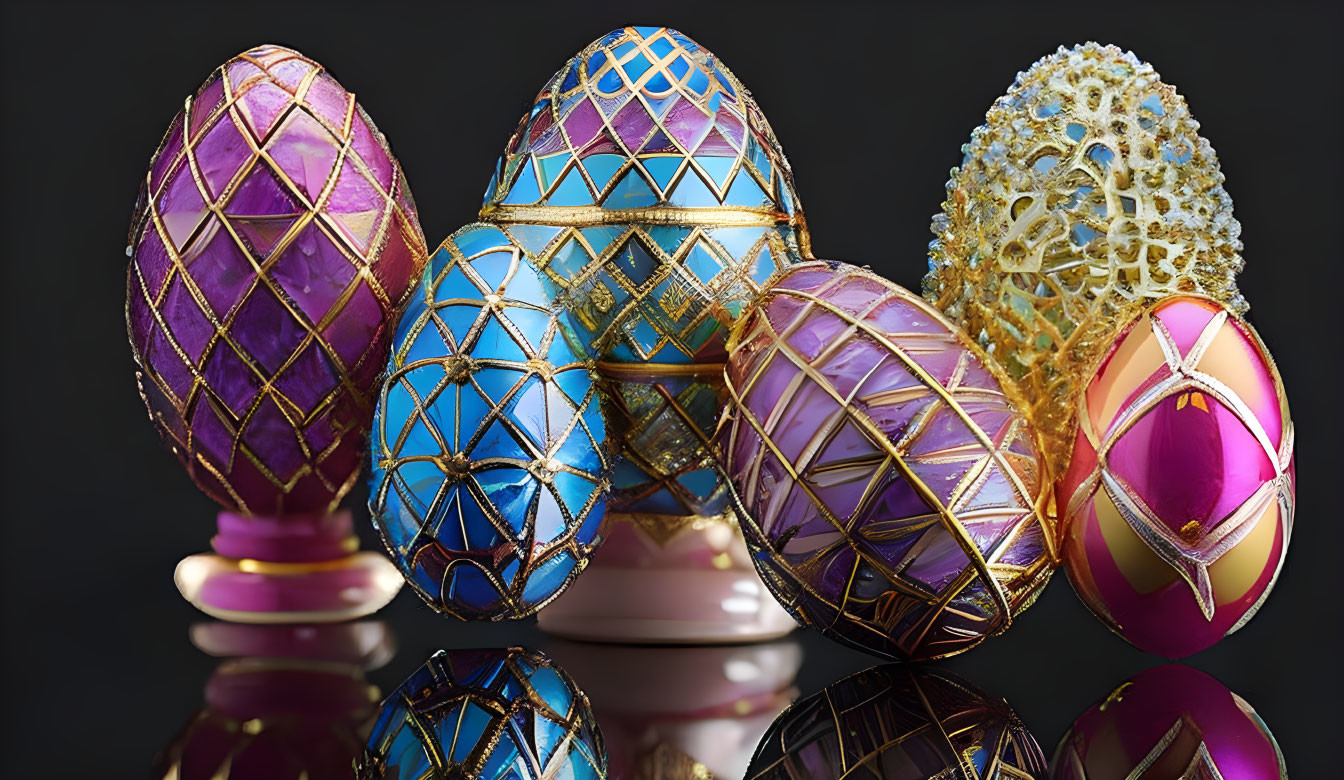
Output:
480,25,809,365
358,647,606,780
477,26,811,534
721,261,1053,660
369,224,609,620
747,664,1046,778
1058,296,1294,657
1050,664,1287,779
127,44,428,515
923,43,1246,470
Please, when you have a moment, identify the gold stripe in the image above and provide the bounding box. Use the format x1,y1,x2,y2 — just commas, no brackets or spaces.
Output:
596,360,725,378
481,203,796,228
231,550,361,575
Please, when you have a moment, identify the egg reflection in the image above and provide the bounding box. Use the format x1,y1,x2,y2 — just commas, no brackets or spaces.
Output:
155,622,394,779
748,663,1047,779
1050,664,1286,779
549,639,802,778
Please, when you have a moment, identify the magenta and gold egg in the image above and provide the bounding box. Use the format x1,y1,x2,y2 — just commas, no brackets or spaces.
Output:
1058,295,1294,657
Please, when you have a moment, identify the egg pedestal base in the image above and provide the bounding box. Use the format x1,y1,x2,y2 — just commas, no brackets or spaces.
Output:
537,514,798,644
174,510,402,623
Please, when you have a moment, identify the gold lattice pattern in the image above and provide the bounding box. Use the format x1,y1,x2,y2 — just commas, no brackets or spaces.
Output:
923,42,1244,472
126,44,427,515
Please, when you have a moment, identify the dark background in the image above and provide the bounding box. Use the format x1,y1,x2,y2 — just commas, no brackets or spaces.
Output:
3,1,1341,776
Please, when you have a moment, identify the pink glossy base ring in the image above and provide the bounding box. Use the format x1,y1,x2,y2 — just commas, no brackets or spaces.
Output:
538,566,798,644
174,510,402,623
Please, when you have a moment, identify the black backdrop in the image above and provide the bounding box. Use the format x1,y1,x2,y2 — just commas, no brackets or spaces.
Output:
3,1,1341,776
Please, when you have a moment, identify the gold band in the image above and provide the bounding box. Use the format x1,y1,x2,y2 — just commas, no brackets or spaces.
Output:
480,204,796,228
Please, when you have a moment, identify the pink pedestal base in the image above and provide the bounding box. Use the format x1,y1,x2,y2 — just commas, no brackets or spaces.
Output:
174,510,403,624
538,566,798,644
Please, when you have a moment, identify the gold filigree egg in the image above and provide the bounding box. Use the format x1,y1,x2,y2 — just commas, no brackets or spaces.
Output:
923,42,1245,473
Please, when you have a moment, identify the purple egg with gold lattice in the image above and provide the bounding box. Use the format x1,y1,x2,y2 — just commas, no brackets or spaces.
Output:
126,44,427,623
126,44,428,516
720,261,1056,660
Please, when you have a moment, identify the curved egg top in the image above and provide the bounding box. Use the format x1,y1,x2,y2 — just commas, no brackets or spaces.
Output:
924,43,1245,468
126,44,428,515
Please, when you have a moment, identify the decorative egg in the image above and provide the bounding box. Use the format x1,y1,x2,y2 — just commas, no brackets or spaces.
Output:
1050,664,1287,778
1058,295,1293,656
127,44,428,515
924,43,1246,470
476,24,810,524
747,664,1047,778
358,647,606,779
720,261,1054,660
369,224,610,620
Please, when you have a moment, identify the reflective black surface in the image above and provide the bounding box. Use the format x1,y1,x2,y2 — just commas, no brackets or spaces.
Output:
2,1,1339,777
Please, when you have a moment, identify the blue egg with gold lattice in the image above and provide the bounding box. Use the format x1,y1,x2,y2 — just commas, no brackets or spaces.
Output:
357,647,607,779
369,223,610,620
479,25,811,366
475,25,812,530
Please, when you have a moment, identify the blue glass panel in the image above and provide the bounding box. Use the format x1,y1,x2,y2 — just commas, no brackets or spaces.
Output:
612,41,637,59
725,169,769,207
451,703,494,762
597,68,623,93
536,153,570,192
1066,122,1087,141
667,168,720,207
533,488,566,544
506,223,560,258
710,226,766,260
1087,144,1114,169
555,422,599,474
676,468,720,499
645,225,693,255
633,25,662,40
500,158,541,205
457,385,491,451
475,467,536,536
641,155,683,193
478,733,522,779
610,239,659,284
389,722,433,779
648,35,675,58
586,50,607,74
580,154,626,194
448,566,499,611
469,249,514,293
503,306,551,354
508,376,548,449
560,63,580,93
437,304,478,352
606,168,659,208
521,551,576,606
552,470,596,523
620,53,651,81
683,243,723,284
668,55,689,79
578,225,625,255
687,68,709,96
475,315,527,362
713,68,737,96
458,490,502,549
528,664,574,714
475,418,528,461
502,260,547,304
546,165,594,206
549,237,593,280
694,155,735,191
645,71,671,93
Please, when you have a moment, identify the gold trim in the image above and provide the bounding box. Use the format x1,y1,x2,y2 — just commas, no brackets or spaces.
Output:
480,203,796,228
